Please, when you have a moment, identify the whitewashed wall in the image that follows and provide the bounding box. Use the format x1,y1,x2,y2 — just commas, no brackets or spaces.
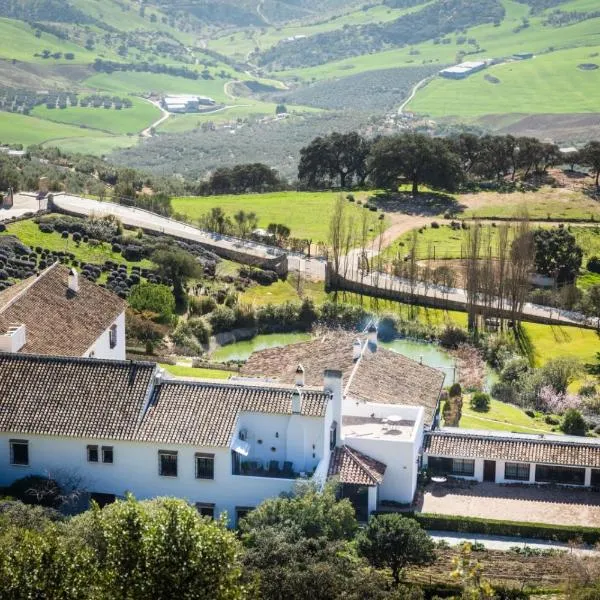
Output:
85,311,126,361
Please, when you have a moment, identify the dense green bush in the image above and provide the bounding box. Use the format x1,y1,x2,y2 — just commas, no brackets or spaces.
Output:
561,408,587,436
469,392,490,412
207,305,236,333
439,325,467,349
188,295,217,316
187,317,211,345
129,282,175,320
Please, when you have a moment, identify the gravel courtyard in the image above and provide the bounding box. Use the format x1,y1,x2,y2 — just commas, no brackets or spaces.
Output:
417,480,600,527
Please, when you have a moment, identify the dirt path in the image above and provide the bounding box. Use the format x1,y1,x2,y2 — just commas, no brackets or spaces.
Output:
141,99,169,137
398,76,433,114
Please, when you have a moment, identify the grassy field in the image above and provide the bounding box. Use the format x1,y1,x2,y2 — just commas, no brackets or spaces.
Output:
458,188,600,221
0,111,120,147
409,45,600,117
84,72,232,104
520,322,599,367
31,97,160,135
159,363,232,379
172,191,389,243
2,220,154,269
0,17,101,63
459,397,558,434
43,135,139,155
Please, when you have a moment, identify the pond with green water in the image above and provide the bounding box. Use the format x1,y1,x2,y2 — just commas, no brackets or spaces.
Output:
211,332,311,362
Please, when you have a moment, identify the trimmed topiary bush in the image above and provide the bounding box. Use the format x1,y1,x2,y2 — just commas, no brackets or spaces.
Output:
470,392,490,412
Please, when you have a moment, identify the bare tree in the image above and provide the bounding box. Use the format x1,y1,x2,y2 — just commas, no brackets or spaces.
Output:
463,221,482,332
507,211,533,326
328,195,347,278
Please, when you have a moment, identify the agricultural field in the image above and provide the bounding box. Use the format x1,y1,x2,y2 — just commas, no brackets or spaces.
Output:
2,220,154,270
30,97,161,135
159,363,232,379
0,110,114,147
171,191,389,243
409,45,600,118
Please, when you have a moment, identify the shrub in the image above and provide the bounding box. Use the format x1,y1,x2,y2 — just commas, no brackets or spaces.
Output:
72,232,82,243
561,408,586,436
491,381,517,404
171,321,202,354
6,475,62,508
586,256,600,274
122,245,144,262
187,317,211,345
448,382,462,398
377,315,398,343
239,266,278,286
430,221,440,228
439,325,467,349
545,415,559,425
189,295,217,316
61,230,69,239
346,193,355,202
111,243,122,253
470,392,490,412
525,409,535,418
129,283,175,320
39,223,54,233
207,305,236,333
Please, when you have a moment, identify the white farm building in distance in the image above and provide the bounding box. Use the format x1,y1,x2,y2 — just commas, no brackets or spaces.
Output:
162,95,216,113
440,60,488,79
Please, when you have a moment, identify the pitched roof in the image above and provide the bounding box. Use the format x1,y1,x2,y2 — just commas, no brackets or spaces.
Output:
241,331,444,424
424,430,600,468
137,381,330,446
0,263,126,356
0,353,156,440
0,354,330,446
328,445,386,486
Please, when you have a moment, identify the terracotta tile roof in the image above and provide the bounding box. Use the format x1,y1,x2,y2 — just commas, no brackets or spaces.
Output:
137,381,330,446
328,445,386,486
0,355,330,446
0,353,156,440
0,263,125,356
424,431,600,468
241,331,444,424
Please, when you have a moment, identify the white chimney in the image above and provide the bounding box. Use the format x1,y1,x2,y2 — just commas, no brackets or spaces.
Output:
324,369,343,445
68,268,79,293
367,324,378,347
0,323,27,353
352,339,362,361
291,387,303,414
295,364,305,387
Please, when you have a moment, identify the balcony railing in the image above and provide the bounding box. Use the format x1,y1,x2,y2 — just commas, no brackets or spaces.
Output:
232,459,301,479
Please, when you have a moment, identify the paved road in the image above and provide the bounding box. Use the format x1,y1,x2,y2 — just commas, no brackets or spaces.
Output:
428,530,599,556
0,193,46,221
52,194,284,262
48,194,595,327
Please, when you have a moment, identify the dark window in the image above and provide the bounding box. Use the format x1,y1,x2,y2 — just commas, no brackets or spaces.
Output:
329,422,337,451
196,503,215,518
10,440,28,465
428,456,453,475
235,506,253,528
451,458,475,477
90,492,116,508
195,453,214,480
109,324,117,349
592,469,600,488
504,462,530,481
87,445,99,463
159,450,178,477
535,464,585,485
102,446,113,464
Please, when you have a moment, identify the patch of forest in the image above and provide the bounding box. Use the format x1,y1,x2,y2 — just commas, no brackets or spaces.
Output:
257,0,505,70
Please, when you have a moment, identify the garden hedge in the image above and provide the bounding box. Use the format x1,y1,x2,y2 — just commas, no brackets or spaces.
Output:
410,512,600,545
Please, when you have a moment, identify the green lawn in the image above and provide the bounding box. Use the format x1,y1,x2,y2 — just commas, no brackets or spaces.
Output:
159,363,232,379
31,97,160,135
43,135,139,155
172,191,388,244
519,322,599,367
459,397,558,434
409,45,600,118
3,220,154,269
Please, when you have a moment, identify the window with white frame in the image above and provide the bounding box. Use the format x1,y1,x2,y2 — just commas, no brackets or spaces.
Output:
159,450,178,477
451,458,475,477
109,324,118,349
504,462,530,481
10,439,29,466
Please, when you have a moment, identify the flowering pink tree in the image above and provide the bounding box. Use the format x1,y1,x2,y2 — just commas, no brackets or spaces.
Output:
538,385,582,414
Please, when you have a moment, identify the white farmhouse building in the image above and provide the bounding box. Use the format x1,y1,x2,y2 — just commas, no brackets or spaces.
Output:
0,341,432,523
0,263,126,360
